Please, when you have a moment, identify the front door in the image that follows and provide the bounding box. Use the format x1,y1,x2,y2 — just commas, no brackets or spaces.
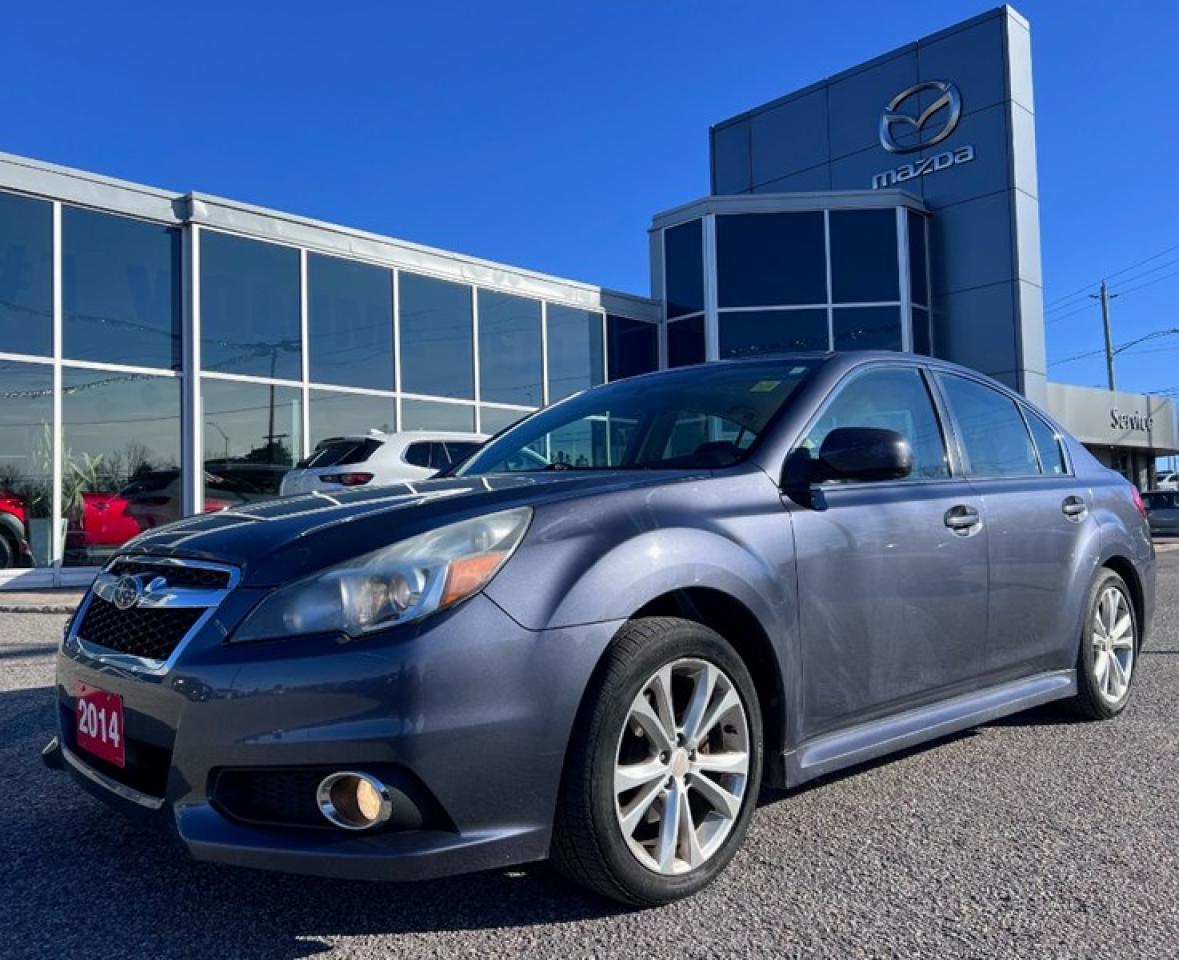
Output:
788,365,990,741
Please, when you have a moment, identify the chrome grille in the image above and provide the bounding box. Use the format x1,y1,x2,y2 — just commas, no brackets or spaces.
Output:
70,556,239,673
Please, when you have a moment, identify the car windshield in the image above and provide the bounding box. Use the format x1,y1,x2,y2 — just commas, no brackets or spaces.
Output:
456,360,819,475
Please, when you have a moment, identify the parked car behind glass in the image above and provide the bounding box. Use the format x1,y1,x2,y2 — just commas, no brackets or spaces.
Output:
46,353,1153,906
1142,490,1179,536
279,430,486,495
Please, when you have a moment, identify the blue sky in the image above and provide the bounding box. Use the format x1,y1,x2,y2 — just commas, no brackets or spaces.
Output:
2,1,1176,394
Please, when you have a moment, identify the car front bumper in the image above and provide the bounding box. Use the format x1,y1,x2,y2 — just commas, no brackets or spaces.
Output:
47,592,622,881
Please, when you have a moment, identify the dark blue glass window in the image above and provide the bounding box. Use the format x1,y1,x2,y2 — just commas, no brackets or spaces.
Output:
401,398,475,432
719,309,829,358
308,254,393,390
664,219,704,318
0,192,52,357
201,377,303,493
309,390,395,449
833,306,902,351
399,273,474,400
62,207,180,370
607,316,658,381
908,210,929,306
667,315,705,368
547,305,604,401
829,209,899,304
201,232,301,379
912,306,932,355
716,212,826,308
62,368,181,565
0,360,52,565
480,406,530,435
478,290,542,406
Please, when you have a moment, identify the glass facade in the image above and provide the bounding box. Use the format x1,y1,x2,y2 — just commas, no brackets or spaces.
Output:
0,174,651,583
659,203,929,361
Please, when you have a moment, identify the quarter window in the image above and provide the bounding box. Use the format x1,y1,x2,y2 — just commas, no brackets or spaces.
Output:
1023,409,1068,475
802,367,950,481
936,374,1039,477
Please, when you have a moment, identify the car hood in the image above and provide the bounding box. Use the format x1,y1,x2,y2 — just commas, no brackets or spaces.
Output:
120,471,701,586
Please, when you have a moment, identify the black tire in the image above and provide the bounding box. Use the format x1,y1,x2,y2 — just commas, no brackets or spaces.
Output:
1070,568,1138,720
552,617,763,906
0,531,15,570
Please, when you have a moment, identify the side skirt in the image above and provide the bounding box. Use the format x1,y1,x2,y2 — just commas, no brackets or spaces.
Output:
783,669,1077,788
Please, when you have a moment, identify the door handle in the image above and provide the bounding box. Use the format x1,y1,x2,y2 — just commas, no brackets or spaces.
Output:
944,504,981,536
1062,495,1088,521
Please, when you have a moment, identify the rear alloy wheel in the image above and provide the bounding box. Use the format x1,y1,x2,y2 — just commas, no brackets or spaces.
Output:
553,617,762,906
1072,569,1138,720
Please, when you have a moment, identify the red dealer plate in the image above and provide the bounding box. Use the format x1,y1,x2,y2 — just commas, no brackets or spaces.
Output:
75,684,125,768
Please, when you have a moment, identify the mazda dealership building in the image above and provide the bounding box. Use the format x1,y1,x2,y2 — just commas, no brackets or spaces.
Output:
0,4,1173,588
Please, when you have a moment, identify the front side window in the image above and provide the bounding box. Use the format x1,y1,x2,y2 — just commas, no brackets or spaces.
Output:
801,366,949,481
1023,408,1068,475
457,360,819,475
936,374,1039,478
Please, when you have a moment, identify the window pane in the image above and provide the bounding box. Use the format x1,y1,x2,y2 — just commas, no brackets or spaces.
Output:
309,390,395,449
401,398,475,432
664,219,703,318
62,207,181,370
802,367,949,481
0,191,52,357
829,209,899,304
667,315,705,368
547,305,603,401
61,369,181,566
716,212,826,308
719,308,828,358
399,273,473,400
202,377,303,500
936,374,1039,478
912,306,932,356
908,210,928,306
0,360,52,566
201,231,302,379
833,306,902,351
607,315,658,381
308,253,393,390
1024,408,1067,475
403,442,432,468
480,405,530,435
478,290,542,406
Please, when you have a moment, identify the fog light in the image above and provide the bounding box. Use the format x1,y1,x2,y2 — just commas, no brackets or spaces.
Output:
316,771,393,831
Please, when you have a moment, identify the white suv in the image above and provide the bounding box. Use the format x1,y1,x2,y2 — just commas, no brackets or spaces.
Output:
279,430,486,496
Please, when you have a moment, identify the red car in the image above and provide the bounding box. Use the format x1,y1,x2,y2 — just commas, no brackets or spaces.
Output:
0,491,33,569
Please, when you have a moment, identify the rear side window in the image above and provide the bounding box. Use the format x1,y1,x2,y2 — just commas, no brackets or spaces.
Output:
936,374,1038,477
803,366,950,481
1023,409,1068,475
305,437,382,469
443,441,480,465
403,442,433,468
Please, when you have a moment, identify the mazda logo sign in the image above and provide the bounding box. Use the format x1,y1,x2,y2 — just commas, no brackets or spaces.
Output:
112,575,144,611
879,80,962,154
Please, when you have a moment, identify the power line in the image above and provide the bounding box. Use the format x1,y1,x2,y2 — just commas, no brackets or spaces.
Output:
1044,240,1179,313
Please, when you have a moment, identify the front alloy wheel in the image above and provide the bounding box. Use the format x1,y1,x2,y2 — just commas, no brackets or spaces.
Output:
614,658,750,875
553,617,762,906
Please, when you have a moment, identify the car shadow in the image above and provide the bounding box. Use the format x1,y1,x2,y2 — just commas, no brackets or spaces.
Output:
0,686,628,960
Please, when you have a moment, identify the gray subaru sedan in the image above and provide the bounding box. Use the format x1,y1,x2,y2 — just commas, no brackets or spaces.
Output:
44,353,1153,906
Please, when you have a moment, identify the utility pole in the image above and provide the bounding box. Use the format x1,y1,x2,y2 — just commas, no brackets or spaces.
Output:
1090,279,1119,391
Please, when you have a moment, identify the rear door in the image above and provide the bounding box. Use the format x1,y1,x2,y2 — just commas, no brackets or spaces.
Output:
933,373,1095,677
790,364,990,739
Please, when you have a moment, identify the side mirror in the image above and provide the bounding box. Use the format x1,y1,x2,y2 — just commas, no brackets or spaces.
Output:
815,427,912,483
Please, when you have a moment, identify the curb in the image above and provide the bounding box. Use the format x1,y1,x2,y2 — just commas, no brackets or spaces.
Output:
0,603,79,614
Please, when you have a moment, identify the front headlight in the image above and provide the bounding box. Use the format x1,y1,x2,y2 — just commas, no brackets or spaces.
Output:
232,507,532,642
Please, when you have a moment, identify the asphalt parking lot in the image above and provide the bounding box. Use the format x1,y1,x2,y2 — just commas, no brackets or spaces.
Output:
3,559,1178,960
